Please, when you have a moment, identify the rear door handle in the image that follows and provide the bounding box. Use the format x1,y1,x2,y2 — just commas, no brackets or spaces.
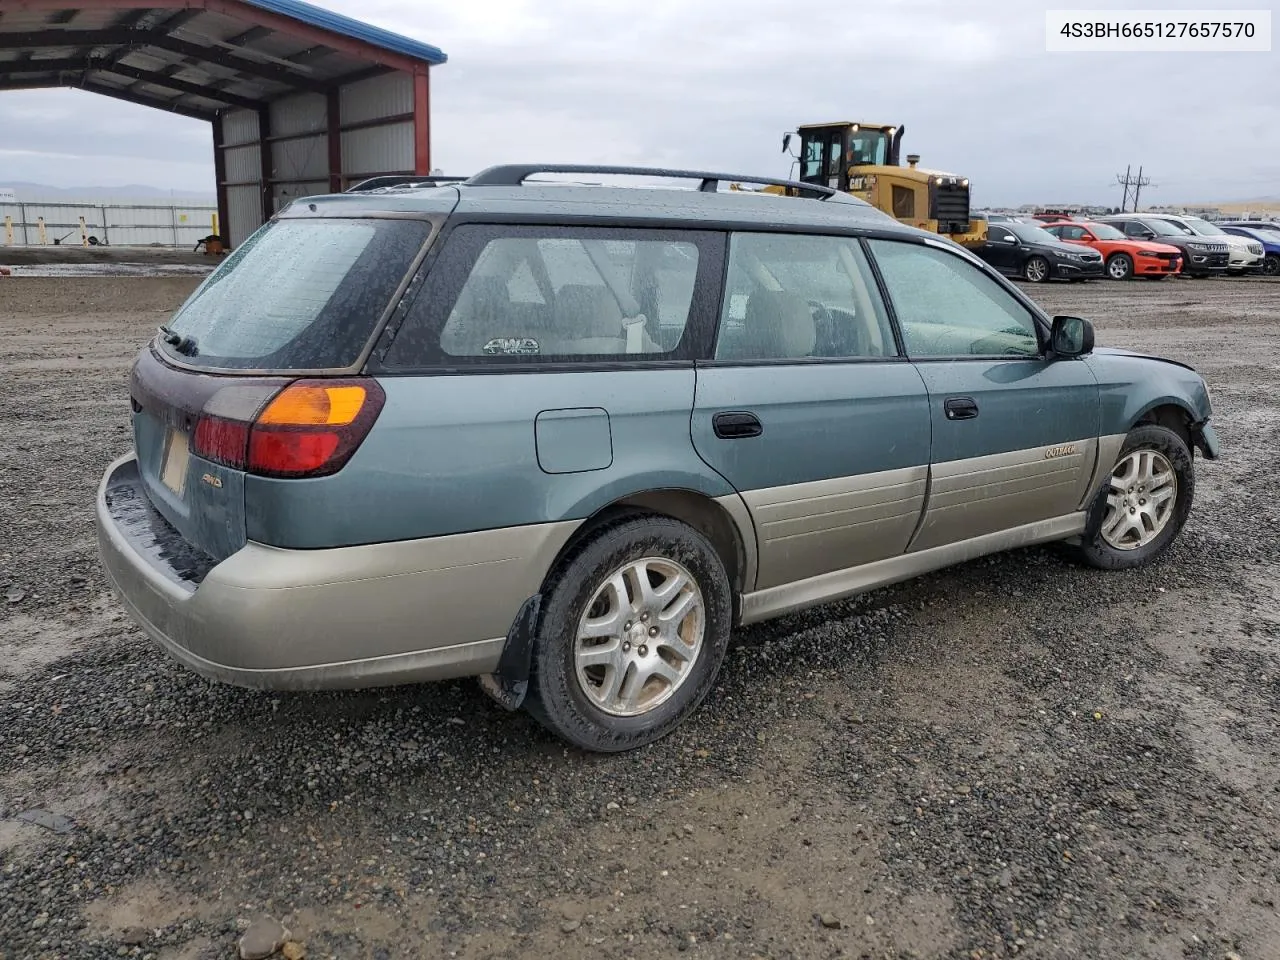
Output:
713,411,763,439
944,397,979,421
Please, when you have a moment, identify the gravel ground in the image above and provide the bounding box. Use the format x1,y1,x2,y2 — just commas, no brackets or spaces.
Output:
1,275,1277,960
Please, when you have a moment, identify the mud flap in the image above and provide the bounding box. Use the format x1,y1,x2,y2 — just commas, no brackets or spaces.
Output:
1191,421,1220,460
477,594,542,711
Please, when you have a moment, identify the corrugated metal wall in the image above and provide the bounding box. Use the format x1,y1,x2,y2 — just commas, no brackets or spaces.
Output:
342,73,415,181
221,107,263,248
1,201,216,247
341,72,413,123
215,70,424,247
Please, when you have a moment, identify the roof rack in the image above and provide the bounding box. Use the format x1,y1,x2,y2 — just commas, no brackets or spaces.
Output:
463,164,839,200
345,175,468,193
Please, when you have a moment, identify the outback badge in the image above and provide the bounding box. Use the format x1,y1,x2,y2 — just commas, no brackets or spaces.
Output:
1044,444,1077,460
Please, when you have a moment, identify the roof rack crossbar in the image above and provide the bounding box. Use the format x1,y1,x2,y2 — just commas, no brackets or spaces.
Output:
463,164,839,200
345,175,468,193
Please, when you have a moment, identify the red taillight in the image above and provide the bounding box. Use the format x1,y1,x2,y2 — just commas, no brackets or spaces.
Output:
193,416,250,469
248,428,342,476
191,378,385,479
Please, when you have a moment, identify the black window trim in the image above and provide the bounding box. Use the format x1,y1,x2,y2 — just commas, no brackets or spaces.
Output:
368,219,726,375
863,235,1050,362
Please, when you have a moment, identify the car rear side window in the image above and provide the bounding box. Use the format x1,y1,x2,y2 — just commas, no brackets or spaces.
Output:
867,239,1041,358
159,218,430,371
380,225,721,367
714,232,896,361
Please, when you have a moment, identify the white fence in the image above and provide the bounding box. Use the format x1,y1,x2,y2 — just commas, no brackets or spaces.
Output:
0,201,218,249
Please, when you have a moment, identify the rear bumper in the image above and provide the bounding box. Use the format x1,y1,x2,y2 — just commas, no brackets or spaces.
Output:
95,454,575,691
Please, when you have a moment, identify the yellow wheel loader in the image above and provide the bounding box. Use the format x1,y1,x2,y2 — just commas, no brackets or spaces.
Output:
743,122,987,247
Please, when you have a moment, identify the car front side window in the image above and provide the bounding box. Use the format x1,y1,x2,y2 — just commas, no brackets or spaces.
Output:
867,239,1041,359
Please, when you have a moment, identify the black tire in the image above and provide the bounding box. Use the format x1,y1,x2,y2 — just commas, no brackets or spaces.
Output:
525,515,732,752
1105,253,1133,281
1263,254,1280,278
1071,424,1194,570
1023,255,1051,283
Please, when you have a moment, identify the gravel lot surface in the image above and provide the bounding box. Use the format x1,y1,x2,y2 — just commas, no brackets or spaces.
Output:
1,275,1277,960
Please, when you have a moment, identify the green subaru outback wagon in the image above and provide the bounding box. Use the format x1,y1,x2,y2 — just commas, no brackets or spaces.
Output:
96,164,1220,752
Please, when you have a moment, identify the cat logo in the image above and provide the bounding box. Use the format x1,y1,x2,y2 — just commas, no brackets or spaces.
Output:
1044,444,1077,460
201,473,223,489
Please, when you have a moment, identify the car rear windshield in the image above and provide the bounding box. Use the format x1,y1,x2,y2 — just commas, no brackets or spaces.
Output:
159,217,430,370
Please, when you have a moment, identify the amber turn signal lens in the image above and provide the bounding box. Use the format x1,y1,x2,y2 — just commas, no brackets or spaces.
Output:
257,384,367,426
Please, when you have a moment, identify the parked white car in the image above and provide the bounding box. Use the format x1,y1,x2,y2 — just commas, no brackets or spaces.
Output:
1147,215,1264,274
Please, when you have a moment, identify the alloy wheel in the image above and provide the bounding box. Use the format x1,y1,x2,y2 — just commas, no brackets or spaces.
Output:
1101,449,1178,550
574,557,705,717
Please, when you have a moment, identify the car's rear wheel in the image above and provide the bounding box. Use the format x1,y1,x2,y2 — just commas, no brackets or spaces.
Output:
1263,254,1280,277
525,516,732,752
1106,253,1133,280
1072,424,1194,570
1024,256,1050,283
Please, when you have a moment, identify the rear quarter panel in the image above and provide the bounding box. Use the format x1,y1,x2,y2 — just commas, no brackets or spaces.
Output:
244,369,732,549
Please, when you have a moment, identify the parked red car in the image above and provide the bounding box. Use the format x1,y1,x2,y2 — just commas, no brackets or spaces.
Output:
1043,221,1183,280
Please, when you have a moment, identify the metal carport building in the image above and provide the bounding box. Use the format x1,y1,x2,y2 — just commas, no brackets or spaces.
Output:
0,0,447,246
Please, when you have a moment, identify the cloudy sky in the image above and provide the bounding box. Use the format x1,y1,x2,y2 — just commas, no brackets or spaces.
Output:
1,0,1276,206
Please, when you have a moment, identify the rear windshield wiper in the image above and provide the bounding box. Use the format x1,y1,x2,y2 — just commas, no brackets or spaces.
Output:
158,325,199,357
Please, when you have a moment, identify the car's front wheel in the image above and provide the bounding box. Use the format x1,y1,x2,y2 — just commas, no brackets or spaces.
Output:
1073,424,1194,570
525,516,732,752
1106,253,1133,280
1262,254,1280,277
1024,256,1051,283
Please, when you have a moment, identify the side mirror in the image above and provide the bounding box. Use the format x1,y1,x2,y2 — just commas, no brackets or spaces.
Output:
782,132,793,154
1050,315,1094,358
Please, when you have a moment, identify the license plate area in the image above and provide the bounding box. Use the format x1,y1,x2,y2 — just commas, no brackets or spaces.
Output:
161,428,190,495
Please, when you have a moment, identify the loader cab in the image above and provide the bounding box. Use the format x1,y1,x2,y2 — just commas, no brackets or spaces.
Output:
791,123,904,191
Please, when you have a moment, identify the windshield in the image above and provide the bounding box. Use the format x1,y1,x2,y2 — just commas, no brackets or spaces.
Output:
848,129,890,166
1182,218,1228,236
1008,222,1062,245
160,218,430,370
1144,219,1190,237
1085,222,1125,240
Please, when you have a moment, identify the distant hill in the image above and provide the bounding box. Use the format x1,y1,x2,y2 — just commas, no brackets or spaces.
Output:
1189,198,1280,216
0,181,215,203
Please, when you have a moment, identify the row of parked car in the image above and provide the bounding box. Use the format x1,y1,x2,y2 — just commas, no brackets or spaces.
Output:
975,212,1280,283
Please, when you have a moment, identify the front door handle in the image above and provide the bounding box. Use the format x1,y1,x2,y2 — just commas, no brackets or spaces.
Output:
944,397,979,421
713,411,763,439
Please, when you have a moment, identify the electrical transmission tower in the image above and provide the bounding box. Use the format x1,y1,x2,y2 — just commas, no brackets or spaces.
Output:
1116,165,1152,212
